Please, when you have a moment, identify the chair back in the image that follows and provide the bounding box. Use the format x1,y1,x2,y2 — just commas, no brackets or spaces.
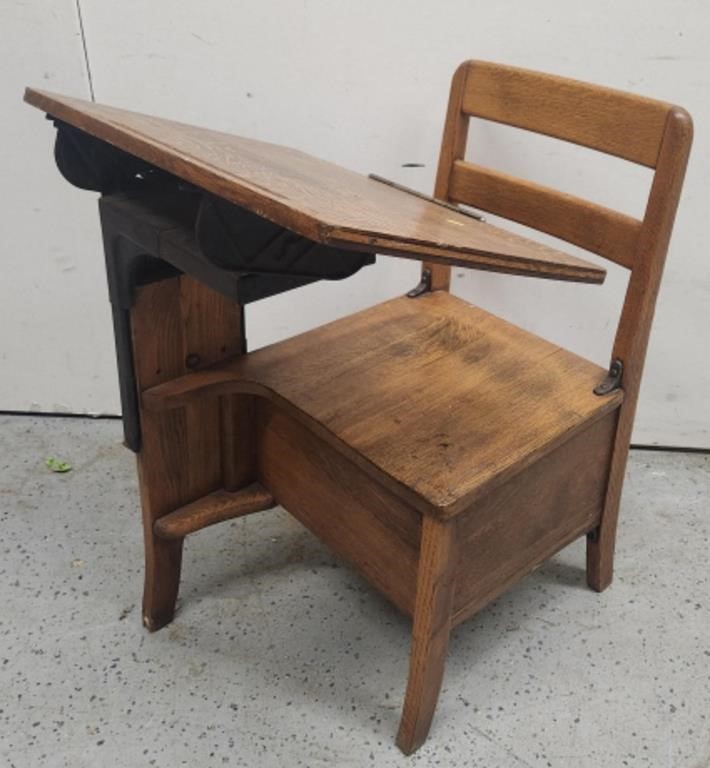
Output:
425,60,692,426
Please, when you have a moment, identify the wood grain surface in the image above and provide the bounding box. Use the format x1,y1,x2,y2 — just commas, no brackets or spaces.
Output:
460,60,670,167
453,411,617,625
24,87,605,283
130,275,244,631
419,59,673,287
142,291,624,517
256,401,421,616
153,483,275,540
396,516,458,754
448,160,641,269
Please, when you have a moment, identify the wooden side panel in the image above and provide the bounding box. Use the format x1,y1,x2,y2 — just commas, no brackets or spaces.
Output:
448,160,641,269
134,276,244,507
461,60,670,167
256,401,421,616
221,393,256,490
452,411,617,625
132,275,244,630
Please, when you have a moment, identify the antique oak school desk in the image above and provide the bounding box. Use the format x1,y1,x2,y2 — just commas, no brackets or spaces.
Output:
25,61,691,754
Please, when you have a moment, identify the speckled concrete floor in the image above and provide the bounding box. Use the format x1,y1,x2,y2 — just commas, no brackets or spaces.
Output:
1,414,708,768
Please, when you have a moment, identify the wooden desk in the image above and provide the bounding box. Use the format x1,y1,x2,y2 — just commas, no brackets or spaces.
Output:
25,88,605,284
26,63,688,756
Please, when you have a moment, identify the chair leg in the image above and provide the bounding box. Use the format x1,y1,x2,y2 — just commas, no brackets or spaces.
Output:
396,516,458,755
587,431,632,592
586,510,618,593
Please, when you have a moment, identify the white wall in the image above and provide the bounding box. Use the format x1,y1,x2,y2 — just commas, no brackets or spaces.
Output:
0,0,114,414
2,0,708,446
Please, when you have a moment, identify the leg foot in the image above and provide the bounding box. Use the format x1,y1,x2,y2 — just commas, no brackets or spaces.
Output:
142,537,183,631
586,525,615,592
587,413,634,592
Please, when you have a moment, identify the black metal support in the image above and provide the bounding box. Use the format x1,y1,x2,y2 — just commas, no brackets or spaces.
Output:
407,268,432,298
47,116,376,452
594,358,624,396
100,215,178,452
53,118,175,195
197,195,375,279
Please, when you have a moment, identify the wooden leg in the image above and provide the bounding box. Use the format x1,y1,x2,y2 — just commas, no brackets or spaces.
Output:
135,408,188,631
587,415,632,593
396,516,457,755
141,540,182,631
139,496,184,633
130,276,245,631
587,497,622,593
587,525,614,593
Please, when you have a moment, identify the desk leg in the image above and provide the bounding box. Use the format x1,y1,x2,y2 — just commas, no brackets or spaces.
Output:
130,276,245,631
396,516,458,754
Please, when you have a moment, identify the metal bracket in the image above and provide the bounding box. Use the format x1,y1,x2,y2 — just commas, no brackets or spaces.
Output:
407,268,432,298
368,174,485,222
594,358,623,395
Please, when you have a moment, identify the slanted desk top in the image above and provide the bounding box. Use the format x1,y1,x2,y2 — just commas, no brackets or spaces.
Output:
24,88,605,284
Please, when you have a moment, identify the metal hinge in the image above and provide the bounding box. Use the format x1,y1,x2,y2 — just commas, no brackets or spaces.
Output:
407,268,432,298
594,358,623,396
368,174,485,222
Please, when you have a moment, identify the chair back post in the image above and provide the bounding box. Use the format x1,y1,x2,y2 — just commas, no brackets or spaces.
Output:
613,106,693,406
423,64,471,291
595,106,692,556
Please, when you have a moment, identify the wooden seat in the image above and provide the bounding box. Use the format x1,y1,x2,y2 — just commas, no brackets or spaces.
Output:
143,290,623,517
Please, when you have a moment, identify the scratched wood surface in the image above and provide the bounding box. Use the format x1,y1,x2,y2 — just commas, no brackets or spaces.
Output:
24,87,605,283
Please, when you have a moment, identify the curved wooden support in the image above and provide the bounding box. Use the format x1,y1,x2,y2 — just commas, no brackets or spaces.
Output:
142,362,245,412
154,483,275,540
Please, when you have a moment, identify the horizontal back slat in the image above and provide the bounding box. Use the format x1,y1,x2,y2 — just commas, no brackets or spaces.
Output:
460,61,671,168
448,160,641,269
